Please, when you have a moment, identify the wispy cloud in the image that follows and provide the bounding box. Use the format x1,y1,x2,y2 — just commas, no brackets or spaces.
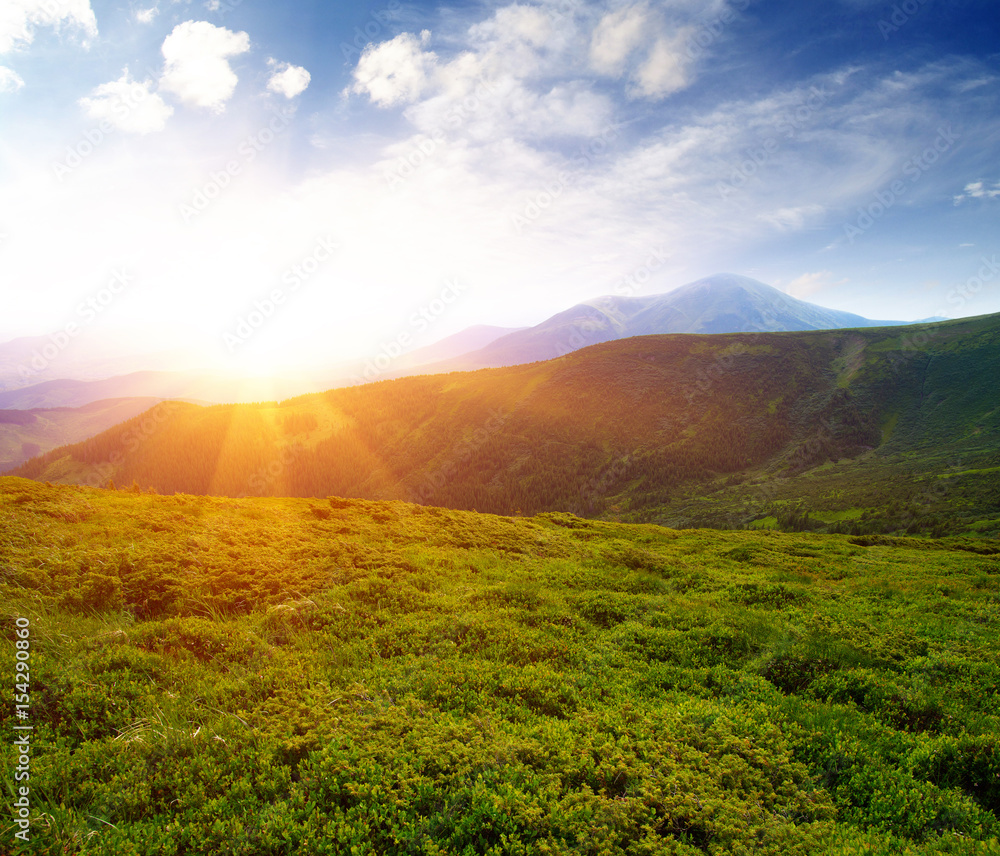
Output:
0,65,25,92
134,6,159,25
0,0,98,54
784,270,844,299
954,180,1000,204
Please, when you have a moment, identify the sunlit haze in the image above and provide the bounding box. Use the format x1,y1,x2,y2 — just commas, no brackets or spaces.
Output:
2,0,998,376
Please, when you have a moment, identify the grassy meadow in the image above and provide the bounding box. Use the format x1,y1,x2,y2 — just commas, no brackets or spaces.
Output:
2,478,999,854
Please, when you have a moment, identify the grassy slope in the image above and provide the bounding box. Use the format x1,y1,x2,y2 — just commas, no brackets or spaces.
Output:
1,478,999,854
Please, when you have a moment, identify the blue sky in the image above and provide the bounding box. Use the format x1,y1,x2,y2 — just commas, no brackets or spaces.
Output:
1,0,998,373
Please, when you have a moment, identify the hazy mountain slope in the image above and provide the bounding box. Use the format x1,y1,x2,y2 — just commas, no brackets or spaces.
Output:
0,335,207,392
632,273,895,334
14,314,1000,533
0,370,329,410
434,273,905,371
392,324,528,366
0,328,526,407
0,397,165,470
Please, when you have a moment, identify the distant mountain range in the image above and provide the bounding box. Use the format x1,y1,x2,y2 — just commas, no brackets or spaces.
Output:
423,274,911,372
0,371,284,411
0,274,934,409
0,334,207,393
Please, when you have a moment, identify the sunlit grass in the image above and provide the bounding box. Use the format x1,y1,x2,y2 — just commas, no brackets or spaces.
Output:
1,477,998,854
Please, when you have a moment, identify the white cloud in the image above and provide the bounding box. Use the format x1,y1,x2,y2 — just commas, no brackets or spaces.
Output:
0,0,97,54
135,6,159,24
630,32,692,99
348,31,436,107
347,7,613,141
79,69,173,133
590,5,649,76
0,65,24,92
955,76,993,93
954,179,1000,204
785,271,838,299
159,20,250,112
266,59,310,99
469,5,552,49
589,6,696,100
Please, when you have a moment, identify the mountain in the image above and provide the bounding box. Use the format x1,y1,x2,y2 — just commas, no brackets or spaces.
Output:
391,325,528,366
13,313,1000,535
0,397,165,471
0,334,209,393
0,327,527,409
430,274,906,371
0,370,339,410
351,324,529,383
0,276,901,407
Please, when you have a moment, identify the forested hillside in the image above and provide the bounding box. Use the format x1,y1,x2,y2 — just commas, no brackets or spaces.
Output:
10,314,1000,534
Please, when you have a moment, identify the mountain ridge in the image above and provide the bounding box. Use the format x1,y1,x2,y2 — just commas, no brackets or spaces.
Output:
423,273,910,372
12,312,999,535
